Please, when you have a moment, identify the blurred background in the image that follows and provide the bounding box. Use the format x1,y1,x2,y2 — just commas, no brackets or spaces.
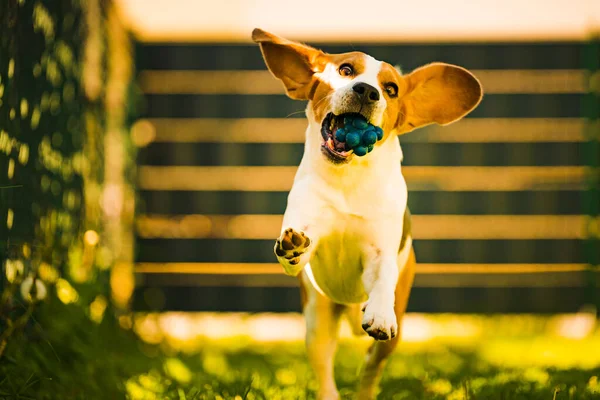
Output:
126,0,600,313
1,0,599,398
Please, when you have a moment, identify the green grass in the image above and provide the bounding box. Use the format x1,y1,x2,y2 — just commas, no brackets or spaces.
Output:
2,300,600,399
125,339,600,399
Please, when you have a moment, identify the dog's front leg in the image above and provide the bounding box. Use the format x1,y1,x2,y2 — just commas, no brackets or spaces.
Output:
274,183,328,276
360,250,400,341
358,242,416,400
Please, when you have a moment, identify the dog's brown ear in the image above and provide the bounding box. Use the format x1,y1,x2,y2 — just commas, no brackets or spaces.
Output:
397,63,482,134
252,28,327,100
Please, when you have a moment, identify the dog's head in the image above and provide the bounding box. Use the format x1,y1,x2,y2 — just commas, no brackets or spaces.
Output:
252,28,482,165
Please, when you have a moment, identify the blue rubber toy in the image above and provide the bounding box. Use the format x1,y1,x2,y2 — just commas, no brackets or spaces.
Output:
352,118,369,130
335,128,347,143
345,131,361,148
354,146,368,156
362,130,378,146
335,115,384,157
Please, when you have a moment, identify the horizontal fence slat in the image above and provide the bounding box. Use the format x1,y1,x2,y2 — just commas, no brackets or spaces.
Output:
143,94,585,119
138,142,588,167
135,262,588,275
136,239,585,264
138,166,592,191
138,69,587,95
146,118,586,144
132,286,591,313
136,43,585,71
136,269,594,288
138,190,584,215
135,214,592,240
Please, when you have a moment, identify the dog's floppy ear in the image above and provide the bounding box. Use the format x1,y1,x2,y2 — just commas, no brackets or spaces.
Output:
397,63,482,134
252,28,327,100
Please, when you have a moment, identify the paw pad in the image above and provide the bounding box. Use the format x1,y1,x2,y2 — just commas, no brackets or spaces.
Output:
274,228,311,263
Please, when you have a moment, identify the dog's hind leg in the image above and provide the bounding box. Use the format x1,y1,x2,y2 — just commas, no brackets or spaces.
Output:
357,245,416,400
300,270,345,400
345,304,368,337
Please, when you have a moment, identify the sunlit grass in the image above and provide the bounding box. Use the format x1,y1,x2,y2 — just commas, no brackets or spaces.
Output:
120,335,600,400
122,312,600,399
3,302,600,399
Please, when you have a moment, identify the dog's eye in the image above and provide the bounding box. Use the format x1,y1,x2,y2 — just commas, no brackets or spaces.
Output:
384,83,398,97
339,64,354,77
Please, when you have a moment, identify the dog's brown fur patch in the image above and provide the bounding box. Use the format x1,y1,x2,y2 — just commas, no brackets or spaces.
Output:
377,62,405,135
396,63,483,133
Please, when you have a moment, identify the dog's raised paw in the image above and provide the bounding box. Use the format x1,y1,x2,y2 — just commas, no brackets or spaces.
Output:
274,228,311,263
361,304,397,341
276,228,311,255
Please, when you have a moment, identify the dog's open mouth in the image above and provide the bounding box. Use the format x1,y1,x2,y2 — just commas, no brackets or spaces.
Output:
320,112,366,163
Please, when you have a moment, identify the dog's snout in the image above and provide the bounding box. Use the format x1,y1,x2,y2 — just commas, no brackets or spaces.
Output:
352,82,380,103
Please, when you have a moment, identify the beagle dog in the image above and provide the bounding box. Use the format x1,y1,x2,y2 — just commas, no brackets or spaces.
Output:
252,28,482,400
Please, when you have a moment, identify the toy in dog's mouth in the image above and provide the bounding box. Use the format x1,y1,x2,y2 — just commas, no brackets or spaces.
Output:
320,112,383,163
321,112,354,163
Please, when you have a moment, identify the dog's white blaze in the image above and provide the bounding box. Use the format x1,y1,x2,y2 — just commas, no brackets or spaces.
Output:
315,57,387,127
356,56,386,126
359,56,384,95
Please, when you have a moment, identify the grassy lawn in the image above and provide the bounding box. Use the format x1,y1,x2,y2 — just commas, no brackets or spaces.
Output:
2,301,600,399
128,337,600,400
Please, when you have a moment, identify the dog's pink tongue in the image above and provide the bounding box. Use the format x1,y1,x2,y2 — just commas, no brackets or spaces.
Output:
330,126,346,151
327,137,350,155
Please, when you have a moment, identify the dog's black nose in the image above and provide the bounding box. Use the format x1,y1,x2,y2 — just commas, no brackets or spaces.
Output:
352,82,380,103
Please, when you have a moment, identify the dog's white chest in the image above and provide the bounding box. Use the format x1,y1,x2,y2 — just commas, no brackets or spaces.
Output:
309,221,369,304
284,128,408,305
